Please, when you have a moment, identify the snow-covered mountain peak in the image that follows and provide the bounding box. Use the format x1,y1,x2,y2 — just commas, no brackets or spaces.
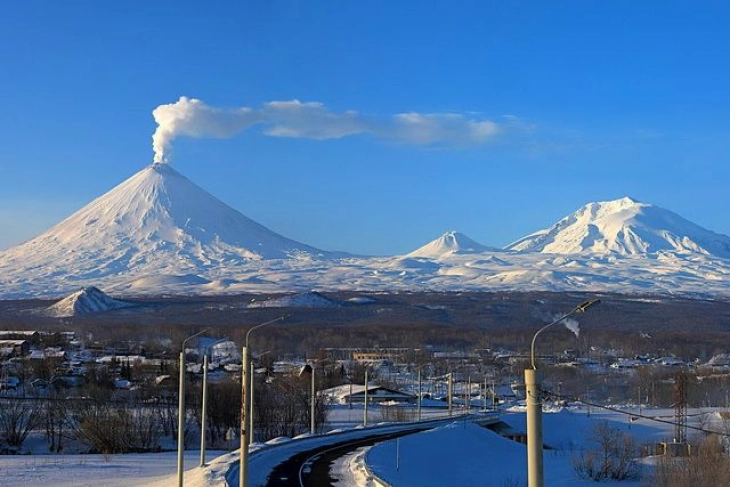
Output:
29,163,329,259
0,164,331,295
406,231,494,258
505,197,730,258
578,196,644,220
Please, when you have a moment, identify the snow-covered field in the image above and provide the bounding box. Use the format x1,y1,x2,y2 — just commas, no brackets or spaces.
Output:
367,405,674,487
0,404,710,486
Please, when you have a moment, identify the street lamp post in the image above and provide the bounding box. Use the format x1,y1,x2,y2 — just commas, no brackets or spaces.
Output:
525,299,600,487
239,345,250,487
240,315,290,487
310,363,316,435
177,328,208,487
447,373,453,417
201,338,229,467
297,360,320,435
363,367,369,426
417,368,422,421
200,352,208,466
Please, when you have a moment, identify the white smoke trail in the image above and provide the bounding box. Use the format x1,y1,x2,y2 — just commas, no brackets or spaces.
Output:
151,97,262,164
151,96,502,163
563,317,580,338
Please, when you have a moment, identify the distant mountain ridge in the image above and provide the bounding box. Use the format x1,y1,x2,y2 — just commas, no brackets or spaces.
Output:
0,166,729,299
505,197,730,258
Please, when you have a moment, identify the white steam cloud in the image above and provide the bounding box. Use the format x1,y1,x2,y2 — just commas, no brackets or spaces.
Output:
151,97,501,163
563,317,580,338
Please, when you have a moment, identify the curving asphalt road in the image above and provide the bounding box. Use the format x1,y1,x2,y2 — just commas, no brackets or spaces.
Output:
226,414,499,486
266,428,430,486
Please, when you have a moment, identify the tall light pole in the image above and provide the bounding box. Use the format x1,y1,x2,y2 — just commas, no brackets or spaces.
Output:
417,368,422,421
447,373,453,417
363,367,369,426
296,362,318,434
525,299,600,487
177,328,208,487
240,315,290,487
201,338,228,467
310,363,316,434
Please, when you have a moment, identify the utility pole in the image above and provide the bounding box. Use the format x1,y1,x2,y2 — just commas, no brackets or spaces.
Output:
448,373,453,417
239,346,250,487
526,299,600,487
417,368,422,421
248,358,254,445
467,375,471,411
199,354,208,467
674,371,687,444
364,368,369,426
310,364,316,435
177,329,207,487
177,351,186,487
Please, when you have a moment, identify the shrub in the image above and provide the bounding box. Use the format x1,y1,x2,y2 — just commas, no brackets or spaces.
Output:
572,420,641,481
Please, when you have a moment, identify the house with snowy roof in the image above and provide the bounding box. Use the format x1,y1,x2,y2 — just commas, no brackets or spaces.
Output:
323,384,416,405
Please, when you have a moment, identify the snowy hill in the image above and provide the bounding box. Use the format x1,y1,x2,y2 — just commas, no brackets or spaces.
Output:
247,291,342,308
46,286,133,317
406,231,495,258
505,196,730,258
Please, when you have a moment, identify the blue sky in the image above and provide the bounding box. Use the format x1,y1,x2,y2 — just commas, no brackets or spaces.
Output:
2,2,730,255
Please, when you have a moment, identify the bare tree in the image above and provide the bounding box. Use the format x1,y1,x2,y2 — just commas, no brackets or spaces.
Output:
72,401,163,454
0,399,44,453
253,374,328,441
43,394,71,452
206,380,241,447
573,420,641,481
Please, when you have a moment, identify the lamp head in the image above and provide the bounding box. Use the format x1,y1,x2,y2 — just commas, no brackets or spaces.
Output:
576,299,601,313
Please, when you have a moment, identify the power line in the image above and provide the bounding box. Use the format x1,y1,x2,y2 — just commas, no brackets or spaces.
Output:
542,389,730,438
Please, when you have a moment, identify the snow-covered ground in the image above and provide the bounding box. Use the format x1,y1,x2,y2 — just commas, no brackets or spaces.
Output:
0,403,714,486
0,450,226,487
367,405,675,487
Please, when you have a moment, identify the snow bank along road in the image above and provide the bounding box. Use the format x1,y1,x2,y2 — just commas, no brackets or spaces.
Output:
227,413,500,486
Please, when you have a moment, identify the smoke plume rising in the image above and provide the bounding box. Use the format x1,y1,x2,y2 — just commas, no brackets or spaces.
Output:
563,317,580,338
151,96,502,163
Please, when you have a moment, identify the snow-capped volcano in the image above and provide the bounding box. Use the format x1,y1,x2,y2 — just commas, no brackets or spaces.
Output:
1,176,730,299
0,163,329,295
406,231,495,258
505,196,730,258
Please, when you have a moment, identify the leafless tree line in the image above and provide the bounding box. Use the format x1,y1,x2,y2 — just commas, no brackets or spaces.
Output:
0,371,331,454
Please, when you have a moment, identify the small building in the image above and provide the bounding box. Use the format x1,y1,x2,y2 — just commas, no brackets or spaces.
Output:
0,331,40,342
0,340,29,357
323,384,416,404
351,350,403,364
